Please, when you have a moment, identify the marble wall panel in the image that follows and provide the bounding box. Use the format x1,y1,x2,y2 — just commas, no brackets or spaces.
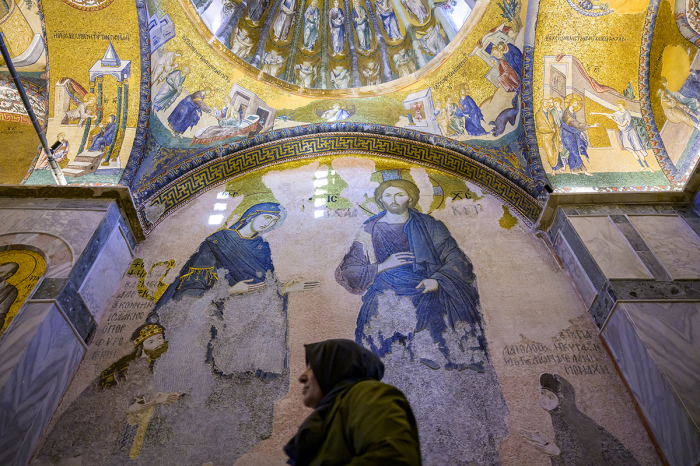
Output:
0,199,112,211
0,302,53,388
621,302,700,429
602,306,700,466
36,211,106,258
0,209,43,233
78,227,133,322
0,202,109,260
630,216,700,280
569,217,653,280
553,232,597,308
0,302,85,466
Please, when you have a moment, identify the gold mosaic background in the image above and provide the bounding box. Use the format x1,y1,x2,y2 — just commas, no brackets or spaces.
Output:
0,123,42,184
0,249,46,334
649,0,698,131
43,0,141,125
153,0,521,119
532,0,647,116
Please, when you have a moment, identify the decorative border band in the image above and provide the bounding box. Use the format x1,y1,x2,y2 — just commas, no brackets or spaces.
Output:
119,0,152,188
639,0,682,186
520,44,548,198
138,132,542,233
131,120,540,203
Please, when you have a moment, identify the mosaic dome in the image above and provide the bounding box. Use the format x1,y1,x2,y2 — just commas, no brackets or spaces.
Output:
193,0,473,90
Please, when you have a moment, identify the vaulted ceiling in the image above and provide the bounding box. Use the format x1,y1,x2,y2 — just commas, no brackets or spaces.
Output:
0,0,698,228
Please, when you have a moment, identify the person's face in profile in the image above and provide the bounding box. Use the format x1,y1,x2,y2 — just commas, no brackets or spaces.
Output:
538,388,559,411
299,364,323,408
382,187,411,215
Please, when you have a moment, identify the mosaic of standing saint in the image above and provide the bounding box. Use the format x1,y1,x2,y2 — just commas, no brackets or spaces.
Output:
194,0,471,89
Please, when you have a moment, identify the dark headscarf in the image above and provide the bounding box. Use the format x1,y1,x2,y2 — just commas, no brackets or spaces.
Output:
284,339,384,465
539,372,577,412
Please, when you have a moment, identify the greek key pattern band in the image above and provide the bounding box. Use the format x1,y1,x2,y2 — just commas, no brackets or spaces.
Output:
140,133,542,232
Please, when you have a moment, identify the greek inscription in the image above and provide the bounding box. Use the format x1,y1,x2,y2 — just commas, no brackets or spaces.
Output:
450,205,482,216
182,36,231,81
322,208,359,218
544,35,626,42
52,31,132,41
502,324,608,375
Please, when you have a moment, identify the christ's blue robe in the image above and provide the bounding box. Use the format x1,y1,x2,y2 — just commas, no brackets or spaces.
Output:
336,209,485,362
558,114,589,171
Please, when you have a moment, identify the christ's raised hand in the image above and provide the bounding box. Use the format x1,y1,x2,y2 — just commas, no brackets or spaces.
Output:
377,252,414,272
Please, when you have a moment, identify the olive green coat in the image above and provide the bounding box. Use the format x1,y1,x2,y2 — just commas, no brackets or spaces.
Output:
308,379,421,466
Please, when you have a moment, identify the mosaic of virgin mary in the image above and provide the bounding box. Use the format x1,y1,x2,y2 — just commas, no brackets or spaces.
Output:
155,201,318,380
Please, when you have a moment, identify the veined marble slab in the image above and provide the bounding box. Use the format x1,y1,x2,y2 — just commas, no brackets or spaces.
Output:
0,302,54,388
554,232,597,308
569,217,653,280
78,226,133,322
0,303,85,466
621,302,700,430
0,208,106,259
629,216,700,280
602,306,700,466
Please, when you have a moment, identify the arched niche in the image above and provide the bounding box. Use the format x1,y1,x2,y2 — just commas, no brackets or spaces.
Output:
0,233,75,335
138,149,540,233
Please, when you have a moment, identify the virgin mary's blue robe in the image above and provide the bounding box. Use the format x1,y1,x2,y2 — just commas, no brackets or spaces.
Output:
152,203,288,385
336,209,485,364
89,119,116,151
155,203,282,307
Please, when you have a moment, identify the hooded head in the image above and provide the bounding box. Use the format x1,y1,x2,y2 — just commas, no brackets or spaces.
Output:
539,372,576,412
304,339,384,398
285,340,385,464
229,202,286,235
